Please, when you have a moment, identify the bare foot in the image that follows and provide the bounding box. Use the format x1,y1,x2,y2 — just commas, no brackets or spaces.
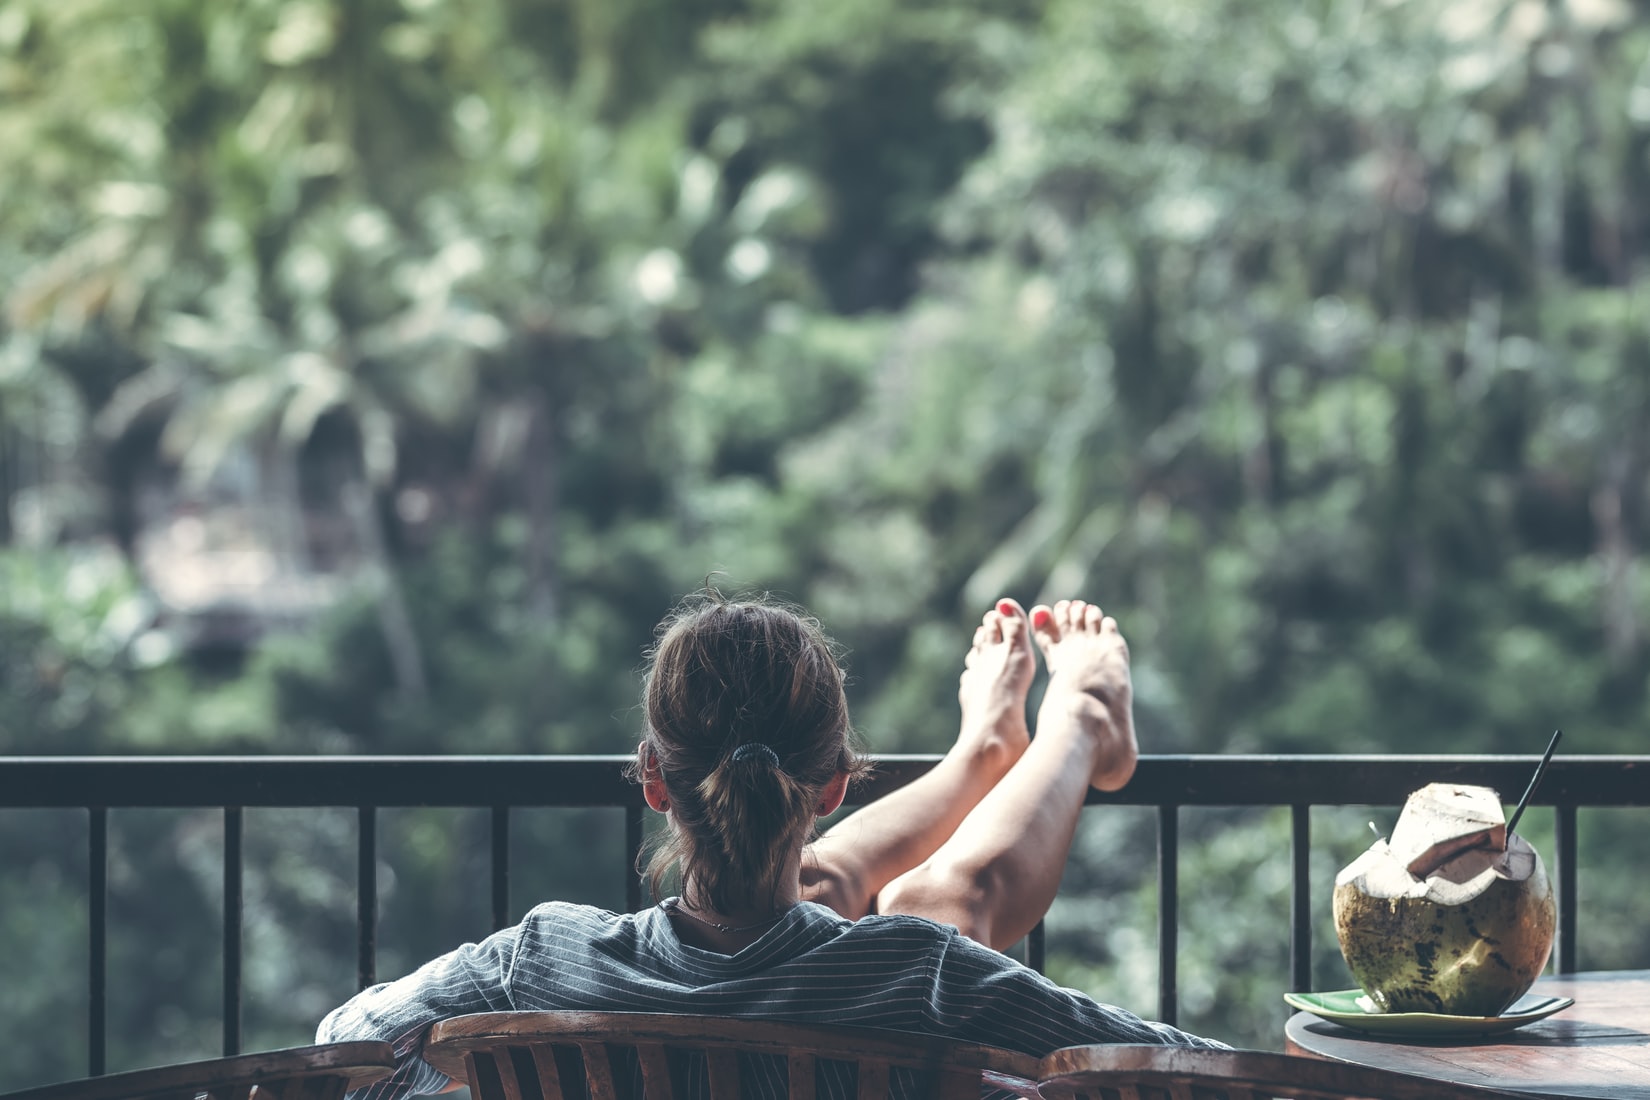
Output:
955,598,1035,772
1030,599,1139,791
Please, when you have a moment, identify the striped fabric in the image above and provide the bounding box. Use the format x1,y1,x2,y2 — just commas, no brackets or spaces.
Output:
317,900,1224,1100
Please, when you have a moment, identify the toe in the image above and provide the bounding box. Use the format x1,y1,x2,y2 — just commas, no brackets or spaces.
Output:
996,598,1029,644
983,611,1004,645
1030,603,1059,654
1083,603,1104,632
1104,617,1130,661
1061,599,1084,634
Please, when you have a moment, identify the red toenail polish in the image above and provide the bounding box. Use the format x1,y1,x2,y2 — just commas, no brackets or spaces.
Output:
1032,609,1051,628
997,600,1015,616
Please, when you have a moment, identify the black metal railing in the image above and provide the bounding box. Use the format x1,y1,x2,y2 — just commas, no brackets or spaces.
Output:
2,753,1645,1074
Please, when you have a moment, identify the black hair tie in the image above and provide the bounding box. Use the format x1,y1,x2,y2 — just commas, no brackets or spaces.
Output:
730,743,781,767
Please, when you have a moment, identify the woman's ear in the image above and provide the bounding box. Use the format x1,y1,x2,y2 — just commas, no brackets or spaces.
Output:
816,769,849,817
641,750,670,813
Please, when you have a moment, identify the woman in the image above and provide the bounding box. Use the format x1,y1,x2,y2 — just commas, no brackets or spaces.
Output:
318,594,1221,1100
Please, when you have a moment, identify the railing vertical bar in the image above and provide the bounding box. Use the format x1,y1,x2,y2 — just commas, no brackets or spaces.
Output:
358,806,378,990
1290,804,1311,993
88,807,107,1077
491,806,511,931
1028,920,1046,975
625,803,644,913
1157,804,1179,1028
1555,803,1578,974
223,806,242,1056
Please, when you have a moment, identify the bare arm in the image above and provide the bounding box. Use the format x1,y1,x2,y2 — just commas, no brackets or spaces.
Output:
800,600,1036,918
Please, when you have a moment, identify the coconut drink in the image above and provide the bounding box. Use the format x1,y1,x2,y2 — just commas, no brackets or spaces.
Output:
1333,782,1556,1016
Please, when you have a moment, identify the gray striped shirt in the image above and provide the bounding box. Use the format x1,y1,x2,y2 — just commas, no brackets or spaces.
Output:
317,899,1222,1100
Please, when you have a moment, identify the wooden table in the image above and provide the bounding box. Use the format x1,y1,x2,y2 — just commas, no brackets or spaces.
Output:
1286,970,1650,1099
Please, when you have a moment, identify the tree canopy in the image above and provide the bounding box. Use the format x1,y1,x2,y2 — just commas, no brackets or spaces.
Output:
2,0,1647,1084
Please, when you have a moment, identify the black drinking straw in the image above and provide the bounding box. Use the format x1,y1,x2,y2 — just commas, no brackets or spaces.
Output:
1505,729,1562,842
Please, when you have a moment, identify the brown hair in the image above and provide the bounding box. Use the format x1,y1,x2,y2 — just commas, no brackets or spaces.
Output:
630,592,868,913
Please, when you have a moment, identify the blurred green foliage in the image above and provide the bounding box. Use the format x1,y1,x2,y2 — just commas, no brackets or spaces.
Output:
3,0,1650,1084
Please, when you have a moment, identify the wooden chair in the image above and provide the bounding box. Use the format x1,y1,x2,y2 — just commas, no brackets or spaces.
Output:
423,1012,1044,1100
0,1042,397,1100
1036,1044,1543,1100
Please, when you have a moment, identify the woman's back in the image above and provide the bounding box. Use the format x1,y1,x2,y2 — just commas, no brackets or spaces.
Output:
318,898,1215,1100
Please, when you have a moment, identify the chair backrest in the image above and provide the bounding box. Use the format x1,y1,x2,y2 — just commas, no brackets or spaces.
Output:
1036,1044,1542,1100
424,1012,1043,1100
0,1042,397,1100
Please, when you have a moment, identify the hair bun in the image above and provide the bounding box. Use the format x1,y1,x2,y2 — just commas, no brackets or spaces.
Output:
729,742,781,767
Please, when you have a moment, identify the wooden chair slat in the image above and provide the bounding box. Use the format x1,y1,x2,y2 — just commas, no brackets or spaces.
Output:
787,1052,815,1100
704,1049,738,1100
634,1043,673,1100
580,1042,619,1100
854,1057,888,1100
496,1049,529,1100
529,1046,566,1100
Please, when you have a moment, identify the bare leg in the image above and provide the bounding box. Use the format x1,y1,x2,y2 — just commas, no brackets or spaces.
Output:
875,598,1138,951
800,599,1036,918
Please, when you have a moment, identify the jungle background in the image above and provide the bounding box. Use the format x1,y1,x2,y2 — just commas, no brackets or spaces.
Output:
3,0,1649,1088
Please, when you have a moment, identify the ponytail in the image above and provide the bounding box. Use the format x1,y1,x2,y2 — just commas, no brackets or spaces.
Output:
693,743,810,909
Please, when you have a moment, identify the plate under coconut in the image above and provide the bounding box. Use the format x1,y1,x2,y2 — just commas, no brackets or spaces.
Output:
1284,989,1574,1037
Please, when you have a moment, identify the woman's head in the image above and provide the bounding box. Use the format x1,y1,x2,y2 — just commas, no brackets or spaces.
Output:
633,592,867,912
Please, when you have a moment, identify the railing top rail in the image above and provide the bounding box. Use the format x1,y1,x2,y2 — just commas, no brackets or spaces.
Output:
0,754,1645,808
